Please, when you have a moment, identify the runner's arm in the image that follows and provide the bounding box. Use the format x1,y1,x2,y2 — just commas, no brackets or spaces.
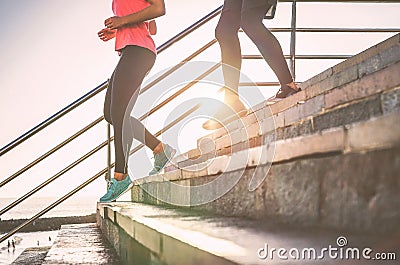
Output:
105,0,165,30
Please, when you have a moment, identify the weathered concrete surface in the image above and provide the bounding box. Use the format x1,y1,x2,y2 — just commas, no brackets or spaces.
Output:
171,84,400,172
131,107,400,235
173,35,400,173
132,147,400,234
198,34,400,141
42,223,120,265
112,34,400,264
262,147,400,233
11,246,51,265
162,109,400,186
98,202,400,265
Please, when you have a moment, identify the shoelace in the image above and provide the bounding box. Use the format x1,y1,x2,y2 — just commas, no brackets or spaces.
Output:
276,87,284,96
107,180,115,191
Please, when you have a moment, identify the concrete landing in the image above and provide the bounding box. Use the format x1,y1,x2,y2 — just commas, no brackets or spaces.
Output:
43,223,120,265
98,202,399,265
11,246,51,265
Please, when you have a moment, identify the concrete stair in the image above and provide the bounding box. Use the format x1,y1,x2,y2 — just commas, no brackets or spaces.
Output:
130,33,400,232
42,223,120,264
97,202,400,265
167,34,400,171
97,34,400,264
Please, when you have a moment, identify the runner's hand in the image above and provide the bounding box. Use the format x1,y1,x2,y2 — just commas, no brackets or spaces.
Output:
105,16,126,30
98,28,116,42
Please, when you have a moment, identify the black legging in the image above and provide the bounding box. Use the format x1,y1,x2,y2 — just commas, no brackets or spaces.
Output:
104,45,161,174
216,0,293,93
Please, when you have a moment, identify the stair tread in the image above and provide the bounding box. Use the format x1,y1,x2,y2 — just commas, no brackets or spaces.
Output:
158,111,400,182
186,34,400,158
42,223,120,265
99,202,398,265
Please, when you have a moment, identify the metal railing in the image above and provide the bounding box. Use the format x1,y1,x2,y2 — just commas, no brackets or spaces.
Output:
0,104,200,244
0,5,223,243
1,0,399,243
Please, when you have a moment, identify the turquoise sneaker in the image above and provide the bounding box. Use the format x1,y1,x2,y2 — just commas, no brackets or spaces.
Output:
149,144,176,176
99,178,117,202
99,177,133,203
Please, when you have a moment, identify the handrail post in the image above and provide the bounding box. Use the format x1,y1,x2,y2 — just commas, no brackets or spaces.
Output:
106,122,111,188
290,0,297,80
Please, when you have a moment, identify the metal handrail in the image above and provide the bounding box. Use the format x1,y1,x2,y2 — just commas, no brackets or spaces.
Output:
0,81,107,157
0,138,111,216
0,62,219,216
130,104,201,156
2,1,399,157
0,5,223,158
240,82,281,87
139,63,221,120
156,6,222,53
290,0,297,78
0,6,223,242
243,54,353,60
1,0,399,243
0,39,219,189
0,104,201,243
0,168,107,244
140,39,218,95
264,28,400,33
0,117,104,188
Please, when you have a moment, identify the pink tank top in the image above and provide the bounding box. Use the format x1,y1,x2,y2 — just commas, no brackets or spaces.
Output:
112,0,157,54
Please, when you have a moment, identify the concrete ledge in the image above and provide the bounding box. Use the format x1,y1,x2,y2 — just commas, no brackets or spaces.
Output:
98,204,243,265
129,111,400,233
129,146,400,234
98,203,400,265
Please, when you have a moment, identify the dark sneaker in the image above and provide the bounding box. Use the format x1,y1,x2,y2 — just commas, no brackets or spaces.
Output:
202,100,248,130
268,85,301,102
149,144,176,176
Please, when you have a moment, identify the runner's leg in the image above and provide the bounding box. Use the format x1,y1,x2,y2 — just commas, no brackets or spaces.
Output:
107,45,159,174
215,0,243,103
241,0,293,86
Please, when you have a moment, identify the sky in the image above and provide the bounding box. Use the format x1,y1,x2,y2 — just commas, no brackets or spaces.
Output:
0,0,399,210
